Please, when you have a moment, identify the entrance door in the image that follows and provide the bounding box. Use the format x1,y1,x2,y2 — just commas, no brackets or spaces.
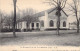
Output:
36,23,39,28
32,23,34,30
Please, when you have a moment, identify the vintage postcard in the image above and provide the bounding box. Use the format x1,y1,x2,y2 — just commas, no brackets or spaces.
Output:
0,0,80,51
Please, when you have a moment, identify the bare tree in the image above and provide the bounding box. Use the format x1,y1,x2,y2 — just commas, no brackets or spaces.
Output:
22,8,38,30
0,11,3,32
4,12,14,29
4,11,21,30
68,0,80,33
45,0,67,35
0,11,6,32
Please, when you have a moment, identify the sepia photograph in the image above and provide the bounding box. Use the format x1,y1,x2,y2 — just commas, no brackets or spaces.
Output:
0,0,80,51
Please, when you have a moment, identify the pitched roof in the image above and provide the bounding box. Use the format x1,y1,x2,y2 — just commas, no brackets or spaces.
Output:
33,7,68,17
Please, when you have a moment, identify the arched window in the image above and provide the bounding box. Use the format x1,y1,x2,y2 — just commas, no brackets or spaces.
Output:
41,21,44,27
63,21,66,27
50,20,54,27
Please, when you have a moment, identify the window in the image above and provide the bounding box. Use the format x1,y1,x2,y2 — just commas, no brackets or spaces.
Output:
36,23,39,28
20,22,22,28
41,21,44,27
63,21,66,27
32,23,34,27
50,20,54,27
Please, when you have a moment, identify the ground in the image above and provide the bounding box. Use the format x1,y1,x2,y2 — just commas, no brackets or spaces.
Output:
0,30,80,46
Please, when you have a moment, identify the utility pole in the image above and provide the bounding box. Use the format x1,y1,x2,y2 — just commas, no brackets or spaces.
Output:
13,0,17,37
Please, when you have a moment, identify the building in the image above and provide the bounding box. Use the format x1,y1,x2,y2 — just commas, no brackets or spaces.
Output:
17,7,69,31
69,22,80,30
69,23,77,30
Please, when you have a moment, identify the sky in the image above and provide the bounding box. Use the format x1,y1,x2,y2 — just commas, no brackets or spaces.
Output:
0,0,52,14
0,0,79,23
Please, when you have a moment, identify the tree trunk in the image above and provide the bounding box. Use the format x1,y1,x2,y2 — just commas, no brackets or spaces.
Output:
57,16,59,35
13,0,17,37
77,20,79,33
0,21,1,32
57,11,61,35
15,23,17,29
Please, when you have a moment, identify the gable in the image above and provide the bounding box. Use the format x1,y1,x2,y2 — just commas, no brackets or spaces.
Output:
48,9,68,19
48,9,57,19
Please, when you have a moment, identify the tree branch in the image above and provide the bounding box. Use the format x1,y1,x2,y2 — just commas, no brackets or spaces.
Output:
43,2,57,7
67,3,75,11
61,0,67,9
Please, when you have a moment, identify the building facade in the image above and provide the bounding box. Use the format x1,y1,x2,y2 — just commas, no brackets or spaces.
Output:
17,8,69,31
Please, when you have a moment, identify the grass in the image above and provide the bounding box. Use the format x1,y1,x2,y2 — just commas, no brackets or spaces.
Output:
0,30,80,46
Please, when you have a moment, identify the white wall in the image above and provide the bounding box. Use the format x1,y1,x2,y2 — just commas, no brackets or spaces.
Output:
21,21,27,29
17,21,27,30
